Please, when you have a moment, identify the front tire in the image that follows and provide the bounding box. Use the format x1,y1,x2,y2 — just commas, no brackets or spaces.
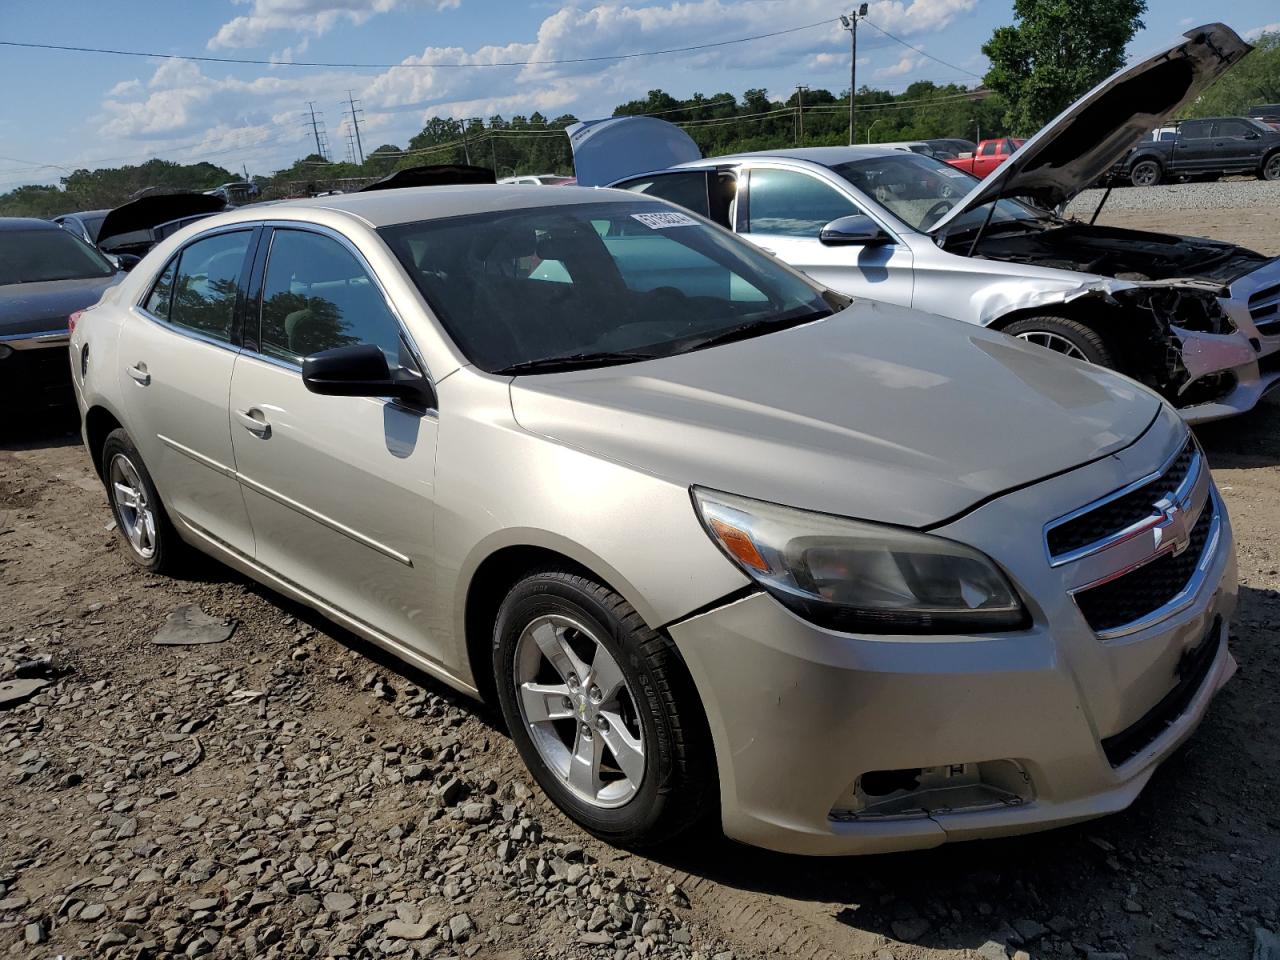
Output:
101,428,184,573
1004,315,1115,368
1130,159,1162,187
492,569,714,848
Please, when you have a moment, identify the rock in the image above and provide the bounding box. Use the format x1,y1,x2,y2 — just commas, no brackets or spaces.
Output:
438,777,466,806
152,605,236,645
891,918,930,941
324,892,356,913
566,863,587,885
461,801,492,824
190,897,220,911
24,922,45,945
0,677,51,707
580,931,613,945
1084,953,1127,960
0,896,30,911
1122,899,1143,914
1255,928,1280,960
384,920,436,941
641,918,668,936
976,942,1008,960
449,913,474,941
80,903,107,921
1012,919,1047,942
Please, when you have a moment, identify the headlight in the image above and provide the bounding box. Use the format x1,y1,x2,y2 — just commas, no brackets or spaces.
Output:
692,488,1027,634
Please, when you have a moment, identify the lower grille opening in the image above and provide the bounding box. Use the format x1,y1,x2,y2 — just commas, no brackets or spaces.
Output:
1100,616,1223,768
829,760,1033,822
1074,498,1216,634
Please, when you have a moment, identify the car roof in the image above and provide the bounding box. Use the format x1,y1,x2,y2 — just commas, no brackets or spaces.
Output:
203,184,637,229
56,209,111,219
679,145,912,168
0,217,62,232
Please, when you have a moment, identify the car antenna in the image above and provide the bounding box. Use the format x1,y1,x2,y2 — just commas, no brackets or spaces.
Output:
1088,183,1113,226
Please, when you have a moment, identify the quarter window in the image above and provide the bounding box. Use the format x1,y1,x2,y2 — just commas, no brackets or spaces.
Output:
258,230,402,364
746,169,860,237
168,231,252,343
143,259,177,320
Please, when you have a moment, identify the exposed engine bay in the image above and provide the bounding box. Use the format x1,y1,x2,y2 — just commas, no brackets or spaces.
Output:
951,221,1276,406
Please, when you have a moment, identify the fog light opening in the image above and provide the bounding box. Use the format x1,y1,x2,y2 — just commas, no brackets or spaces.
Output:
830,760,1033,822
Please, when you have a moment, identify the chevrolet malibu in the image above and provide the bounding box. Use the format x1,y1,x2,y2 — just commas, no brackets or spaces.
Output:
70,185,1237,854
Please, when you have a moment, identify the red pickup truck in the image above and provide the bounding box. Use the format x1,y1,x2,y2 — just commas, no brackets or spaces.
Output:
945,138,1025,178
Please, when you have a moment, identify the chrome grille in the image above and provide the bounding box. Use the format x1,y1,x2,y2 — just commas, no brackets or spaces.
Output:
1251,281,1280,335
1045,437,1197,565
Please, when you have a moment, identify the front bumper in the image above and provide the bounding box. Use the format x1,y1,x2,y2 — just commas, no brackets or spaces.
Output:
670,414,1238,855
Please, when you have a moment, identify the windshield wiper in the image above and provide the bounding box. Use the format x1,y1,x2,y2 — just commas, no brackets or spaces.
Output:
672,308,832,354
494,349,661,376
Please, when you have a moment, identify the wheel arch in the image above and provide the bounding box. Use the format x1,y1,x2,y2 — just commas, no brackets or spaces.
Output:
84,404,125,481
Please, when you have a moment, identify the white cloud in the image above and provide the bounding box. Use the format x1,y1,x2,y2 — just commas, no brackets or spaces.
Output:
876,53,924,78
209,0,460,50
106,79,143,98
1245,22,1280,40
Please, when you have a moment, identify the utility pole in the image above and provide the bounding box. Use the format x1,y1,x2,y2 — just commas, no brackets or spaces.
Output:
306,101,324,158
344,90,366,165
794,85,808,145
840,4,868,146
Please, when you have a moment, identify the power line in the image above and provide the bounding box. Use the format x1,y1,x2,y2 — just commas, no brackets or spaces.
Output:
860,17,984,80
0,18,836,70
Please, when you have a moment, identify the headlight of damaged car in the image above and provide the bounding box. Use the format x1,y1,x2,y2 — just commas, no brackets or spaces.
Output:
693,488,1027,634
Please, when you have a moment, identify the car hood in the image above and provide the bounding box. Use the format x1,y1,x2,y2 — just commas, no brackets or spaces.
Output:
931,23,1251,234
97,193,226,247
509,301,1160,528
0,275,121,337
567,116,702,188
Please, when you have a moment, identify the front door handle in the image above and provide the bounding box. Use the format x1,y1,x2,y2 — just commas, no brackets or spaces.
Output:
127,363,150,386
234,407,271,438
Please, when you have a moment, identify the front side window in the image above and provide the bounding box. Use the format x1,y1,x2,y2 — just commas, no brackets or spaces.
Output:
979,141,998,157
259,230,402,364
746,169,860,237
380,200,833,374
1214,119,1260,138
0,228,115,286
169,231,252,343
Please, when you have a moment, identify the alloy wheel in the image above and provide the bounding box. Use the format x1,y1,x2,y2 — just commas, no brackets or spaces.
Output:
1131,162,1159,187
1265,154,1280,181
1014,330,1089,361
513,613,645,808
109,453,157,560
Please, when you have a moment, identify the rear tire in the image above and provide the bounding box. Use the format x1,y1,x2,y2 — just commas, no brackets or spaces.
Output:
101,428,184,574
1262,152,1280,182
1004,315,1115,368
492,568,715,848
1130,159,1162,187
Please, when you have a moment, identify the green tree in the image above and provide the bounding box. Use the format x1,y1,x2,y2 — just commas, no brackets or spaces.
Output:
983,0,1147,135
1186,30,1280,117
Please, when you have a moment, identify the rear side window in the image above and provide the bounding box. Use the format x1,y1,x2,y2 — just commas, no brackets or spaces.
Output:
746,169,860,237
169,231,252,343
143,259,177,320
258,230,402,365
1180,120,1212,138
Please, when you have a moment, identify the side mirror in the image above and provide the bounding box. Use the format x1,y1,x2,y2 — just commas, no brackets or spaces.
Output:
302,343,436,408
819,214,893,247
110,253,142,272
1245,132,1261,140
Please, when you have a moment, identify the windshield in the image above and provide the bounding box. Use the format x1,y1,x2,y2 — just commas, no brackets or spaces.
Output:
380,200,834,373
0,228,115,285
831,153,1048,233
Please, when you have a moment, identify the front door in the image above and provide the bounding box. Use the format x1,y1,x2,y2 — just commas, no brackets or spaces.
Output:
115,227,258,557
227,227,442,663
1211,118,1264,172
739,165,914,307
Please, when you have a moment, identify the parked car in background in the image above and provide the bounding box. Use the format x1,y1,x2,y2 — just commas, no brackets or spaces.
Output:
205,181,259,206
1248,103,1280,123
53,209,110,245
498,173,576,185
926,137,977,157
944,137,1026,178
872,140,939,157
1117,117,1280,185
95,193,226,262
0,218,121,410
577,23,1279,423
72,184,1237,855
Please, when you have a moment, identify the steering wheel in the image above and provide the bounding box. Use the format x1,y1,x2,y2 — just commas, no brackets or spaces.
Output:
923,200,954,226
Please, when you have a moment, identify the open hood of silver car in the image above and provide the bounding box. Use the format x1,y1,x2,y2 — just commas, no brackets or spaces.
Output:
567,116,702,188
930,23,1251,235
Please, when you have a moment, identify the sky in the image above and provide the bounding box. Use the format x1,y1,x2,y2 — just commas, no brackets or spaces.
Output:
1,0,1277,191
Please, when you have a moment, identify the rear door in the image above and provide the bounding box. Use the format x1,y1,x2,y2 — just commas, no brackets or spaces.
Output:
227,225,443,665
1171,119,1216,172
115,226,259,557
738,164,914,307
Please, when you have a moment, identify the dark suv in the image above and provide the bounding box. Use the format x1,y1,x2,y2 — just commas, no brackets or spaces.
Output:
1117,117,1280,186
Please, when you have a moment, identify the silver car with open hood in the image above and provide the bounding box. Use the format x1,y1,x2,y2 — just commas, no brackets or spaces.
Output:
579,23,1280,423
71,183,1236,854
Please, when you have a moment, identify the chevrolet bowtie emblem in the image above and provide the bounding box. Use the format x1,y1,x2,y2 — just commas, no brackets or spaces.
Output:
1151,495,1193,557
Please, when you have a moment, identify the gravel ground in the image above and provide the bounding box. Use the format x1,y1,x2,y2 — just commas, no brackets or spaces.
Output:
3,207,1280,960
1066,177,1280,215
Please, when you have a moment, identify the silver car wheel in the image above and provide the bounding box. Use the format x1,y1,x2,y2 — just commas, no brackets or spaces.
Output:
513,613,645,809
109,453,157,560
1015,330,1089,361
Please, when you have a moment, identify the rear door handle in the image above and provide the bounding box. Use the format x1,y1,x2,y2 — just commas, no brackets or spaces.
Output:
234,407,271,438
127,363,150,386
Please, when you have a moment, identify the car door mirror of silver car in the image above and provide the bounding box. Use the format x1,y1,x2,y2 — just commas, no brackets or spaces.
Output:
301,343,436,408
819,215,893,247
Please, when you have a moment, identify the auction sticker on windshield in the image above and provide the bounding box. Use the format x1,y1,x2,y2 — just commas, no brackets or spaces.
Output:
632,211,698,229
